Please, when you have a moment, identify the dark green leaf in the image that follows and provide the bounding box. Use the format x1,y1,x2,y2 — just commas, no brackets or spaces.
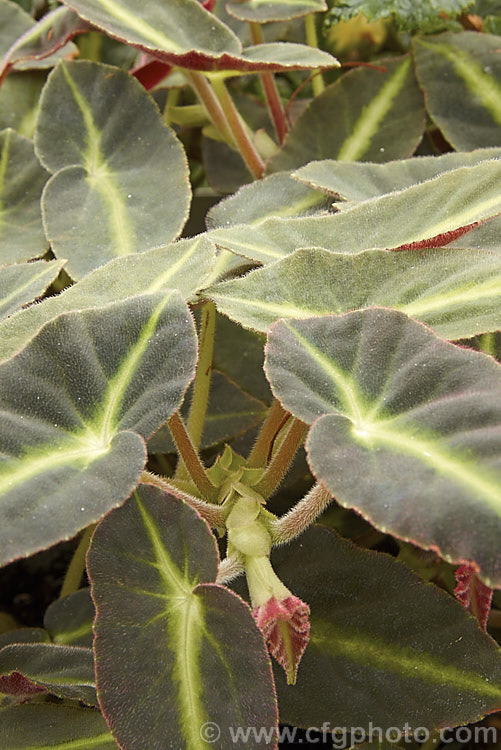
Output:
207,246,501,340
0,292,197,566
0,259,65,320
0,71,45,136
61,0,338,73
265,308,501,586
36,60,191,278
226,0,326,23
414,32,501,150
0,703,117,749
0,235,215,363
0,128,49,263
210,160,501,263
272,526,501,731
88,484,278,750
269,55,425,171
0,642,96,705
44,589,94,647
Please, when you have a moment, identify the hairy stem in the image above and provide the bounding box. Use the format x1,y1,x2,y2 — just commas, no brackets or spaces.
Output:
216,554,245,584
304,13,325,97
254,418,308,498
141,470,225,525
271,483,333,544
168,412,218,501
59,525,95,599
185,70,234,143
211,77,266,178
248,398,289,468
249,22,288,144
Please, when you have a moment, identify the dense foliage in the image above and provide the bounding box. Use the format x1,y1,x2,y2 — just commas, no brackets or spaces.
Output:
1,0,501,748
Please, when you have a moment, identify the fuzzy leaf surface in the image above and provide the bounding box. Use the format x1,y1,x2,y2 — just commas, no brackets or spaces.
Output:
210,160,501,263
414,32,501,150
271,527,501,731
36,60,191,278
0,293,197,566
0,643,96,705
0,128,49,263
207,246,501,340
44,589,94,647
293,147,501,202
325,0,473,32
226,0,326,22
61,0,338,72
0,704,116,749
269,56,424,171
88,484,278,750
0,236,214,363
265,308,501,586
0,259,65,320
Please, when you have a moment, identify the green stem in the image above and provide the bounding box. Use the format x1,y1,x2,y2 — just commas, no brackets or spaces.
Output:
210,77,266,178
249,22,288,144
59,525,95,599
163,85,180,128
168,412,219,501
141,470,225,525
185,70,234,143
187,301,216,451
247,398,289,468
304,14,325,97
271,483,332,544
478,332,497,356
254,418,307,498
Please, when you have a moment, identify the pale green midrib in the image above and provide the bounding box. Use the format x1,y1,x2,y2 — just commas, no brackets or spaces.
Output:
0,439,110,497
284,321,365,423
312,621,501,698
0,265,61,314
60,63,133,256
211,292,336,325
400,276,501,317
135,494,191,597
414,194,501,242
135,495,206,749
10,6,68,55
211,231,284,260
337,58,411,162
76,0,184,52
96,293,173,441
246,0,321,6
148,238,201,293
12,732,114,750
252,192,327,224
53,623,92,644
0,129,12,216
354,420,501,514
28,675,95,687
420,39,501,126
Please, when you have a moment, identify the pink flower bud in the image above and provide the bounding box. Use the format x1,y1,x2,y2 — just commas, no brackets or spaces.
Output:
253,594,310,685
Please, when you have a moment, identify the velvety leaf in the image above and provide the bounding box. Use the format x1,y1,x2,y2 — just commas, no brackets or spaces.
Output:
271,526,501,731
324,0,472,32
265,308,501,587
0,128,49,263
210,159,501,263
0,259,65,320
0,5,82,79
0,642,96,705
0,235,214,362
0,292,197,566
226,0,327,23
206,172,333,229
269,55,425,172
0,628,49,648
88,484,278,750
61,0,338,72
44,589,94,647
0,704,117,749
35,60,191,278
149,370,267,452
451,214,501,250
0,71,45,136
206,246,501,340
413,31,501,149
0,0,78,75
293,146,501,202
454,563,493,630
